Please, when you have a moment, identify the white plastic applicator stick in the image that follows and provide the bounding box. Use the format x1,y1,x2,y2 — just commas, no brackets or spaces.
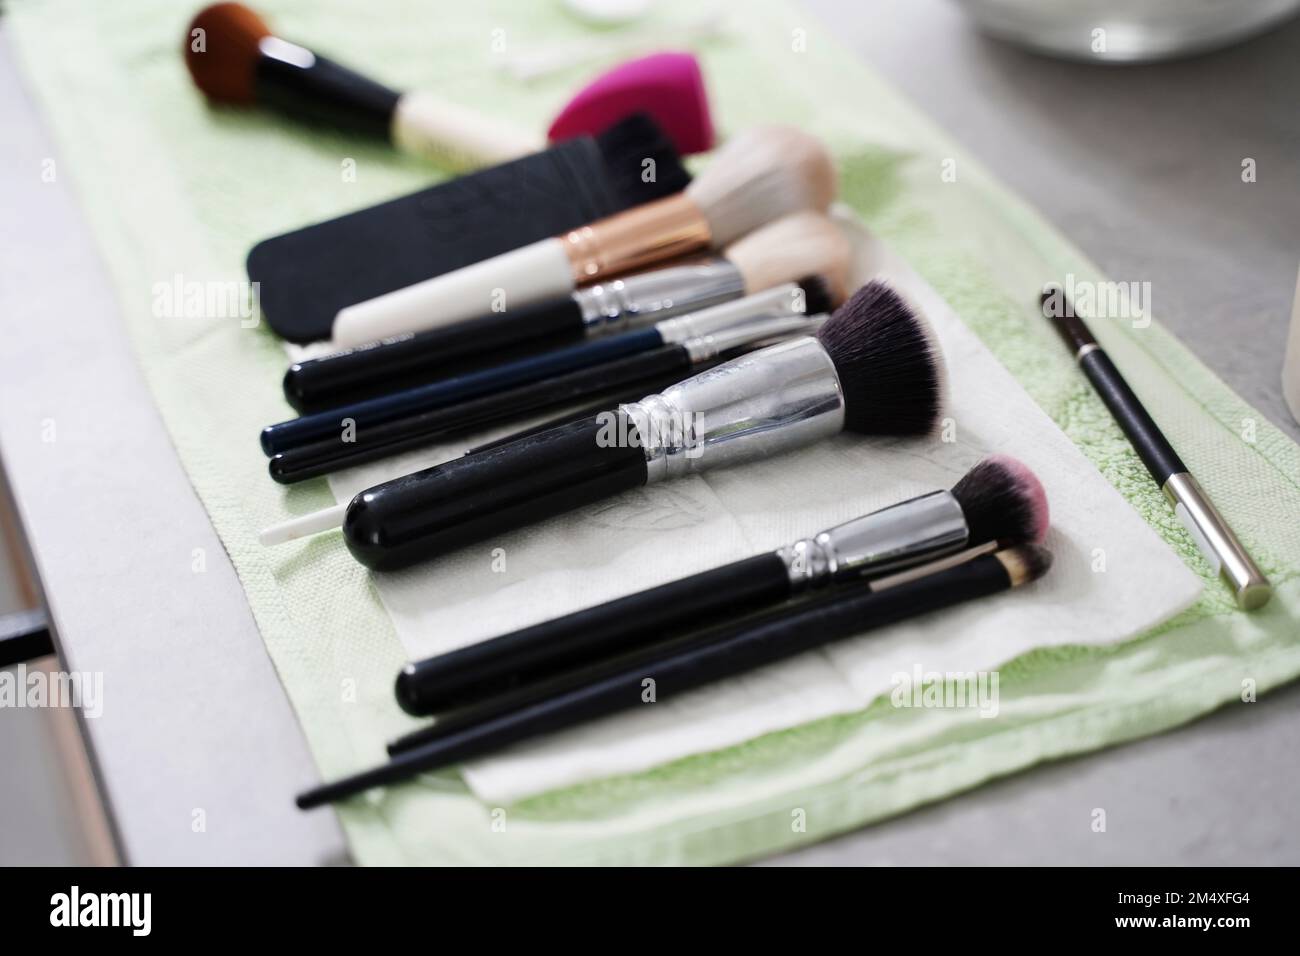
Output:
259,504,348,547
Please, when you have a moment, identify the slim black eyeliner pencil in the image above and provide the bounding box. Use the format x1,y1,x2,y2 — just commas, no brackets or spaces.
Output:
1041,288,1270,610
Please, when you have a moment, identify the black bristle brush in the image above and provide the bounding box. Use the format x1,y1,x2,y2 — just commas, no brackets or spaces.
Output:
258,281,947,565
295,543,1053,809
392,455,1049,717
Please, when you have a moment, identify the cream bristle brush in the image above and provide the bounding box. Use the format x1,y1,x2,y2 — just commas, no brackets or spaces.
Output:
282,211,851,414
330,126,838,347
183,4,714,170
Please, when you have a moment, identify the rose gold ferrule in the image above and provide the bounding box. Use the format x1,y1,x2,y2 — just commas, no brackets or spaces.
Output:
560,193,712,284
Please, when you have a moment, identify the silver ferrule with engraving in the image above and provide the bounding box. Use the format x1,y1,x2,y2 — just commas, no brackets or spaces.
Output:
574,259,745,336
1162,472,1272,610
622,335,844,483
654,283,806,346
776,490,970,591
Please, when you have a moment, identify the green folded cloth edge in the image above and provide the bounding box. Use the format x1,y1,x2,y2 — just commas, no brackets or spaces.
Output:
7,0,1297,865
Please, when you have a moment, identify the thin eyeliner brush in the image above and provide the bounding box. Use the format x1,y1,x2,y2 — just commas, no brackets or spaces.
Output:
295,544,1051,809
261,282,822,457
1041,289,1271,610
392,456,1049,717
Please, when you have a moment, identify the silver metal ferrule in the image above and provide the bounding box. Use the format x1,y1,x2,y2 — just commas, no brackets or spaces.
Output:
654,283,805,346
682,314,824,364
621,335,845,483
776,490,971,591
1162,472,1272,610
573,259,745,336
258,36,317,69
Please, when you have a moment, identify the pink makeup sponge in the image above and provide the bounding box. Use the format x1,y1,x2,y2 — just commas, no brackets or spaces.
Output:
547,51,715,156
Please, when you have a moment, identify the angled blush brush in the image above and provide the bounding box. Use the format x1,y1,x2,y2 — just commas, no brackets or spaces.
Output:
265,290,830,482
184,5,714,169
282,212,850,413
330,126,838,346
296,543,1052,809
393,456,1050,717
337,280,945,571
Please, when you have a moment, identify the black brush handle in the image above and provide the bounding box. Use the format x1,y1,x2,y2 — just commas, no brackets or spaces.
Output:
282,298,586,413
297,555,1012,807
342,412,648,571
256,53,401,142
269,344,690,483
394,551,792,716
1078,350,1186,484
1044,293,1186,482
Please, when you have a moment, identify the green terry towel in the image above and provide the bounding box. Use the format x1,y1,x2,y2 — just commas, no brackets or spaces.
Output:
7,0,1298,865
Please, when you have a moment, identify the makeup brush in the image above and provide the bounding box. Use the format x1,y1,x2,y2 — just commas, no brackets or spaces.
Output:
282,212,850,413
336,280,944,571
330,125,838,346
262,279,829,457
295,543,1051,809
264,290,831,482
1040,289,1271,610
184,5,714,169
388,542,1007,756
393,455,1048,716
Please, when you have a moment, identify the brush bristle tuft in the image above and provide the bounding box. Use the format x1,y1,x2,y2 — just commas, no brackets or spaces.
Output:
814,281,945,435
725,211,850,300
950,455,1050,547
797,276,836,316
997,544,1053,587
184,3,270,104
594,113,692,207
687,127,836,247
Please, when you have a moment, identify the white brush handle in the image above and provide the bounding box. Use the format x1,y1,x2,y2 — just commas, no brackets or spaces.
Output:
391,91,543,172
332,238,576,347
259,504,347,547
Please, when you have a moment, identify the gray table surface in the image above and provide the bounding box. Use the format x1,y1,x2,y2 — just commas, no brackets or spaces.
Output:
1,0,1297,866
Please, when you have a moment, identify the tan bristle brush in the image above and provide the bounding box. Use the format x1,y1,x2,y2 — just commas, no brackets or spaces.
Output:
331,125,838,346
184,3,715,171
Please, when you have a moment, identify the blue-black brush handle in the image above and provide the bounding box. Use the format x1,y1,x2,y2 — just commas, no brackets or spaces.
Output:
261,326,664,455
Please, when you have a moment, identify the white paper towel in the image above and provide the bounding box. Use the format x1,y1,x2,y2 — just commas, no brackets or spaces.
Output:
326,214,1204,805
